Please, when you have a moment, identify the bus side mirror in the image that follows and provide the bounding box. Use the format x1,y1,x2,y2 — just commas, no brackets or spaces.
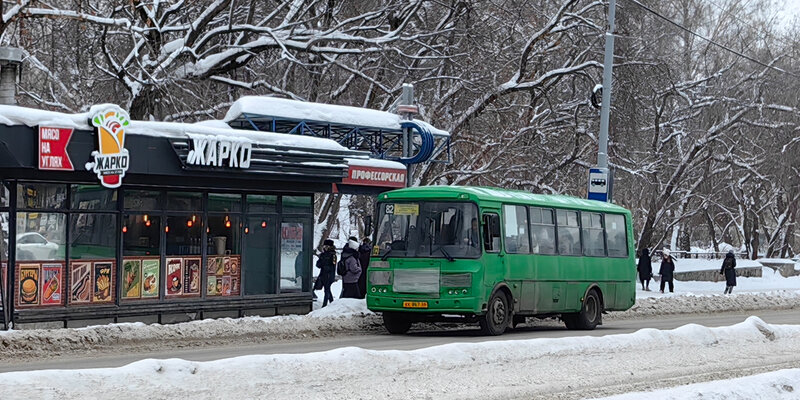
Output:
364,215,373,238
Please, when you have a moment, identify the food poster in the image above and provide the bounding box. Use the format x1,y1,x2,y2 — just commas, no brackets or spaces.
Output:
231,278,239,296
122,259,142,299
222,276,231,296
230,256,241,295
141,259,159,298
215,278,223,296
214,256,224,276
40,264,63,305
93,262,113,303
223,257,231,274
18,264,40,306
207,276,217,295
70,261,92,304
207,256,219,275
166,258,183,296
184,258,201,295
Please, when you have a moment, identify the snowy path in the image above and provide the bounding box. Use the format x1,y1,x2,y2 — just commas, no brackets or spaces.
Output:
0,317,798,400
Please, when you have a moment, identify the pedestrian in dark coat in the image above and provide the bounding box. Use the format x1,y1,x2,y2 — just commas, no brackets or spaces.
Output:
659,249,675,293
315,239,337,307
340,238,362,299
637,248,653,291
357,237,372,299
720,250,737,294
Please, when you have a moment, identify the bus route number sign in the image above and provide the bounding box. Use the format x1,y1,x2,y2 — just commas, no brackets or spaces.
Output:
385,203,419,216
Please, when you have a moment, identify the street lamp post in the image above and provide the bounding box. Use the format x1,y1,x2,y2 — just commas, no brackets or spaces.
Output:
588,0,616,202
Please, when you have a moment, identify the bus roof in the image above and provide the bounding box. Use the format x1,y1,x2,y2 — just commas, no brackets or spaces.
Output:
379,186,630,214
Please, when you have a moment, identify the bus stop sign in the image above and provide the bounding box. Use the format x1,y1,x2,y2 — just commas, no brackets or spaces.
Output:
588,167,612,202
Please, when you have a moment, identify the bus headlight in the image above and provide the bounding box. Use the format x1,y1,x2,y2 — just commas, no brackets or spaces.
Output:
441,273,471,287
370,270,392,286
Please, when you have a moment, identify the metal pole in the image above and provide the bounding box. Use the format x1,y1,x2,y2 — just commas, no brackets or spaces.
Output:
597,0,616,169
400,84,415,187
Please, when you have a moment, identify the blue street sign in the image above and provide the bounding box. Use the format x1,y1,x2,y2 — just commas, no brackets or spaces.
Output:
588,167,612,202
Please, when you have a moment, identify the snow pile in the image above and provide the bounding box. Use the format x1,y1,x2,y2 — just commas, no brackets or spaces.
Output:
617,290,800,319
592,368,800,400
0,317,798,400
0,299,378,360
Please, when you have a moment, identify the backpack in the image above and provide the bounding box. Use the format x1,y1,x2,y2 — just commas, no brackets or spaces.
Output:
336,258,347,276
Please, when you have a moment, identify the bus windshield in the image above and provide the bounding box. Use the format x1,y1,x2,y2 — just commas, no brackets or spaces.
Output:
375,201,481,259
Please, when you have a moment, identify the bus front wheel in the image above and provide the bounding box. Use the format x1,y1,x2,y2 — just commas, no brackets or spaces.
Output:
383,312,412,334
563,290,602,330
479,291,510,336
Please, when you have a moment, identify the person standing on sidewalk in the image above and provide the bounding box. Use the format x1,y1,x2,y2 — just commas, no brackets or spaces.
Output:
340,237,363,298
357,237,372,299
315,239,337,307
659,249,675,293
720,250,737,294
637,248,653,291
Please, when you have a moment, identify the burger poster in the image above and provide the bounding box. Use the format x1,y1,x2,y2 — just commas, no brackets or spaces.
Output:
141,259,159,298
70,261,92,304
18,264,40,306
93,262,113,303
184,257,201,295
121,259,142,299
166,257,183,296
40,264,63,305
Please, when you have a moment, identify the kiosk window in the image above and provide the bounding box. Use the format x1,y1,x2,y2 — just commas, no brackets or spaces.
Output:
482,213,501,253
70,213,117,259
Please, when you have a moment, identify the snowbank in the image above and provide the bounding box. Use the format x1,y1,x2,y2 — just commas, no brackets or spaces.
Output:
0,317,798,400
592,368,800,400
0,299,378,360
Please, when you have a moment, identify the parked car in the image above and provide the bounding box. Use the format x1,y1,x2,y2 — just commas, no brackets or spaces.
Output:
16,232,59,260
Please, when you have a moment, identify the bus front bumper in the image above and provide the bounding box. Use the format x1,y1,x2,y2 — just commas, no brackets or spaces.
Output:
367,294,481,314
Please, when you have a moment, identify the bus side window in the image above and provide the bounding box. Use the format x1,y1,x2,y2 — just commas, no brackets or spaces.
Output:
482,213,501,253
529,207,556,254
605,214,628,257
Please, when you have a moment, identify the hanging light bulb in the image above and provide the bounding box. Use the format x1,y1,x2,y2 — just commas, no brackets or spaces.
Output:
187,220,193,227
165,226,170,233
145,220,151,227
261,221,267,228
244,227,249,234
225,220,231,228
122,226,128,233
143,214,149,222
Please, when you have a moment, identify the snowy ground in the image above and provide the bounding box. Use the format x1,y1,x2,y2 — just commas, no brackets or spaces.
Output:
1,316,798,399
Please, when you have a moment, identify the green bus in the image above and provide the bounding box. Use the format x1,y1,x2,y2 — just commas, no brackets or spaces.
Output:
366,186,636,335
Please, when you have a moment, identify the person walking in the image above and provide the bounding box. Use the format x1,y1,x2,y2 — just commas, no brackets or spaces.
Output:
720,250,737,294
357,237,371,299
659,249,675,293
340,237,363,299
315,239,337,307
637,248,653,291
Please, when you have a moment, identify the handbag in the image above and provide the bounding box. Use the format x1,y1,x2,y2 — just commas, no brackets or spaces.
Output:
313,275,324,290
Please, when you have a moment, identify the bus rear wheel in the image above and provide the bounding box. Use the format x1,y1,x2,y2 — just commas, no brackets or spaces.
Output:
383,312,412,334
479,291,510,336
563,290,602,330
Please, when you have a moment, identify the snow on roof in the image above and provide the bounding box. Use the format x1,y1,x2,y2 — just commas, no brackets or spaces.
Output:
0,104,349,152
345,157,406,170
223,96,450,137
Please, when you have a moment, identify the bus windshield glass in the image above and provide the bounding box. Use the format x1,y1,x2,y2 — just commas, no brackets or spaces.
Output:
375,201,480,259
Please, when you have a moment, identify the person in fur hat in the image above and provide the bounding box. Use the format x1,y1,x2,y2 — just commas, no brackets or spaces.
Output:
340,237,363,298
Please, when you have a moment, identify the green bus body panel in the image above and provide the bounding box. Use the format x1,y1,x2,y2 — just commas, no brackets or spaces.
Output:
367,186,636,317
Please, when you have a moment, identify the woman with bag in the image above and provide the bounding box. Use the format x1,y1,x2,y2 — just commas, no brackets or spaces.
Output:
315,239,337,307
340,237,363,299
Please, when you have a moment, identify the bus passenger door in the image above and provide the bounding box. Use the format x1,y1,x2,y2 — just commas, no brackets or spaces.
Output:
481,212,505,297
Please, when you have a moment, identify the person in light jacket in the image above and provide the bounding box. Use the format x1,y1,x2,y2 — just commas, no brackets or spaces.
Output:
720,250,737,294
637,248,653,291
340,238,362,299
659,249,675,293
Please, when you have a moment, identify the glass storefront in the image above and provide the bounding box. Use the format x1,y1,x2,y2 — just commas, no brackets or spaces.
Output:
6,182,313,310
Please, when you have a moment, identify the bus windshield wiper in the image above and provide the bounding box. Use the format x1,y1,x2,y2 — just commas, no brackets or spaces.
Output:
380,247,393,261
432,244,455,262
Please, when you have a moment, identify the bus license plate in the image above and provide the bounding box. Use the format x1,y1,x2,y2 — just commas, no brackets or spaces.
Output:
403,301,428,308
